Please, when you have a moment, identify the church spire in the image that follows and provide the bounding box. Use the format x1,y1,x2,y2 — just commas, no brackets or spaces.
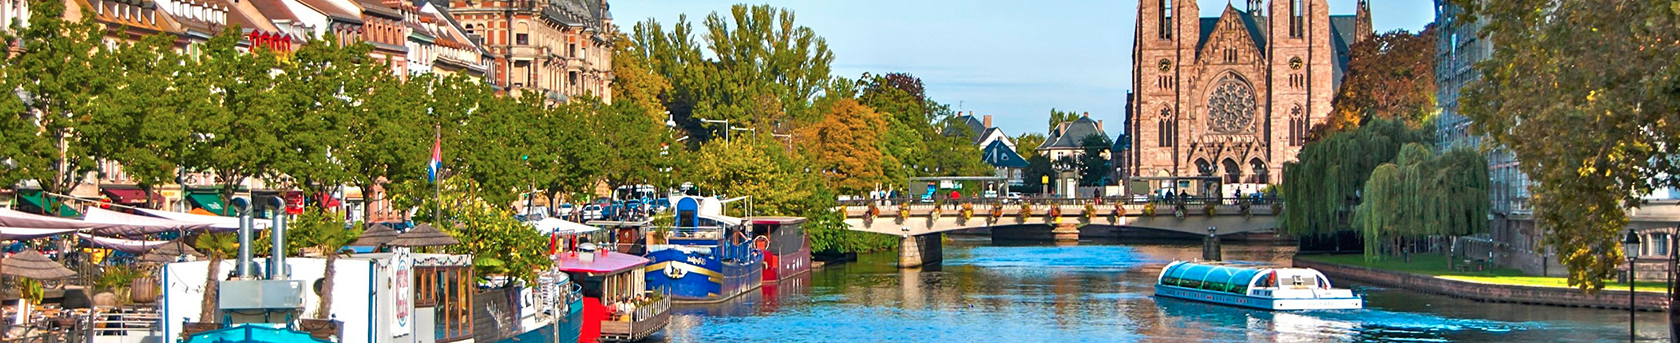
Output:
1355,0,1372,42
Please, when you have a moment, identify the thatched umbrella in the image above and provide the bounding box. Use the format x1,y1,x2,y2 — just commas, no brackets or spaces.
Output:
387,223,459,247
138,241,204,263
350,223,398,247
1,250,76,280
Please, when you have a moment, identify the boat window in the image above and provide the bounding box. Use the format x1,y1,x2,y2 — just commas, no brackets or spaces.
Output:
415,266,473,342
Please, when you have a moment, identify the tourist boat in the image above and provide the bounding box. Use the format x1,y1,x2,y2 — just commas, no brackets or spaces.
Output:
747,217,811,283
1153,261,1363,311
642,196,764,303
554,244,670,342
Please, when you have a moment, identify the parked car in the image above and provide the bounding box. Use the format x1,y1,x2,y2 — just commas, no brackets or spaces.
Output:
582,205,603,221
557,204,575,217
651,199,671,213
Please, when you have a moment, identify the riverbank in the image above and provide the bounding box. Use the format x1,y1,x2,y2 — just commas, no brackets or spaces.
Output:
1296,254,1671,312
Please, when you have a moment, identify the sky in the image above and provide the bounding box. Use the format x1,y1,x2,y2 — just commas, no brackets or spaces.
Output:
610,1,1436,137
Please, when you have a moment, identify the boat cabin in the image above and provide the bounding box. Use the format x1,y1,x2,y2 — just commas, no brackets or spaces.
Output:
555,246,669,342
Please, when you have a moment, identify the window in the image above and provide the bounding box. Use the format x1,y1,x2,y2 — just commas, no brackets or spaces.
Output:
1222,159,1241,184
516,33,529,45
1207,73,1257,134
1288,105,1306,146
1650,233,1671,256
1249,159,1268,184
415,266,473,343
1290,0,1304,38
1157,109,1174,147
569,71,578,86
569,43,577,57
465,24,474,36
1159,0,1172,39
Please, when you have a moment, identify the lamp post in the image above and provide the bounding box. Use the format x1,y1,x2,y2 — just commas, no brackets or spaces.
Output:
1624,229,1641,342
699,118,730,142
731,127,756,140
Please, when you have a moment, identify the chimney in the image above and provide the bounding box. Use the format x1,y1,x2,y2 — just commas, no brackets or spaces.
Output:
1098,120,1104,132
983,115,993,128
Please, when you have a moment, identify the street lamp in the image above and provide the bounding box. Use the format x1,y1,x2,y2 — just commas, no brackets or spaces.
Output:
1624,229,1641,342
698,118,730,142
731,127,756,140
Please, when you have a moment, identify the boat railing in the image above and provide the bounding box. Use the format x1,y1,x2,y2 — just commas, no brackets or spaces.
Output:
631,295,670,322
88,309,161,339
668,225,724,239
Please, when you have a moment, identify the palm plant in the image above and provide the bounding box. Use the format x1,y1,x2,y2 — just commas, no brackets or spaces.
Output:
193,232,239,323
290,208,361,319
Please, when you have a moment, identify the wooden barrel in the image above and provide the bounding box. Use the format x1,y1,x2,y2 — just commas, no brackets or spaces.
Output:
129,276,159,303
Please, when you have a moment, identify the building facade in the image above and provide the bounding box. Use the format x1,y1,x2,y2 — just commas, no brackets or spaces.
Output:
445,0,611,101
1122,0,1369,191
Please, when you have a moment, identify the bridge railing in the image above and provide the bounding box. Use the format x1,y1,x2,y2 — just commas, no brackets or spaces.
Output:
838,196,1280,208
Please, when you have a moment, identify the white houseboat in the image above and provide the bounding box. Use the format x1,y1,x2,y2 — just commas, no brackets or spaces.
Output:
1153,261,1363,311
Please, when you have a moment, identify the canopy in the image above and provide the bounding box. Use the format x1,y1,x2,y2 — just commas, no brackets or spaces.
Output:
82,207,214,236
388,223,459,247
135,208,268,231
185,192,228,216
1,250,76,279
77,233,172,254
0,227,78,240
0,208,97,230
138,241,202,263
99,187,155,205
532,218,599,234
554,251,649,275
15,191,82,217
350,223,398,247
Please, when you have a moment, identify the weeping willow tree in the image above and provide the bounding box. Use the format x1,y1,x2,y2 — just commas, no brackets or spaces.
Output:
1281,119,1432,250
1352,143,1490,261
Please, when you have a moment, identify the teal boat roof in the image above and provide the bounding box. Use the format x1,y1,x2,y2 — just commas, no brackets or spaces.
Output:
185,324,331,343
1161,262,1263,287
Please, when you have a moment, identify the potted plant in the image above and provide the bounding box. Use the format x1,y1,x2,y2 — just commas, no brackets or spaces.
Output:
896,205,911,224
960,203,974,224
1203,202,1217,217
1047,205,1062,224
1081,202,1097,224
1239,199,1253,218
1017,204,1034,224
1110,204,1126,224
1143,202,1157,217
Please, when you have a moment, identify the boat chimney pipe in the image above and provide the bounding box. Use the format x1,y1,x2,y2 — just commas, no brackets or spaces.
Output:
268,196,288,280
232,197,253,279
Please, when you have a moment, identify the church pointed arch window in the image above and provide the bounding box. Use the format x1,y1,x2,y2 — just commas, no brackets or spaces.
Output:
1158,108,1175,147
1159,0,1173,39
1222,159,1241,184
1288,105,1306,146
1249,159,1269,184
1195,159,1213,177
1290,0,1304,38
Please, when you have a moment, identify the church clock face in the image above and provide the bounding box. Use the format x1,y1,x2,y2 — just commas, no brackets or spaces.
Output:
1158,59,1172,71
1207,74,1257,134
1290,57,1303,70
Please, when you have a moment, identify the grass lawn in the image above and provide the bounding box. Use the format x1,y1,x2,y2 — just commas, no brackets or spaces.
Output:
1300,253,1669,291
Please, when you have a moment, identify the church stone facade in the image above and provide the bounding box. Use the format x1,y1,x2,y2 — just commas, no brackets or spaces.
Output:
1122,0,1369,190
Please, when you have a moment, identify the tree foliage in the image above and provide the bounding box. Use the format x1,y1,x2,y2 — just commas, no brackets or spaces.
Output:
1015,133,1046,159
1076,134,1113,186
1282,119,1432,237
0,0,118,200
1353,144,1490,260
1324,28,1439,133
1047,108,1082,132
799,99,887,194
1450,0,1680,291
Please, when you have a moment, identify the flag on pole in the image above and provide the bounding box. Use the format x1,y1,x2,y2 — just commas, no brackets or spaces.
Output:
429,134,442,183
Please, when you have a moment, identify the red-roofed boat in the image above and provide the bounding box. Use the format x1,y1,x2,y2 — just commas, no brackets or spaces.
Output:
555,244,669,342
747,217,810,284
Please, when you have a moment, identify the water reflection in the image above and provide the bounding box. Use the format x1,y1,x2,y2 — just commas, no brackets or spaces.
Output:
649,238,1671,342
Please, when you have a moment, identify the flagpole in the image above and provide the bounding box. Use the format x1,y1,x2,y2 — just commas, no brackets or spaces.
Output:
434,123,442,224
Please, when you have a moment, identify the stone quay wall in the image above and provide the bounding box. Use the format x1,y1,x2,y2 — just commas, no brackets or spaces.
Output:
1294,256,1671,312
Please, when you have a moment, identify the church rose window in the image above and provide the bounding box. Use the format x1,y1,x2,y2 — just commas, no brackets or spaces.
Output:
1207,74,1257,134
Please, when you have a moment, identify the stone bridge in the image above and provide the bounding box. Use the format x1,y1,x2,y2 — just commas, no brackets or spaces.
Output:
838,200,1281,268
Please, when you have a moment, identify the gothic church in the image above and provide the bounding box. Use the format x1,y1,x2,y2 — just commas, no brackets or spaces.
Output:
1121,0,1370,189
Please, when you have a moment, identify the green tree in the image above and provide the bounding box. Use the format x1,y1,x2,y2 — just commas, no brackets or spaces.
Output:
590,99,670,196
1047,108,1081,132
0,0,116,210
1353,144,1490,261
529,101,604,205
1076,134,1113,186
177,30,289,209
82,34,190,205
1015,133,1047,159
1451,0,1680,291
1281,119,1432,238
1022,154,1055,194
426,177,551,284
275,32,397,206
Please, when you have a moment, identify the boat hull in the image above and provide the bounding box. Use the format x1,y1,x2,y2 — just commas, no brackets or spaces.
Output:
644,248,762,303
761,243,810,284
1154,285,1362,311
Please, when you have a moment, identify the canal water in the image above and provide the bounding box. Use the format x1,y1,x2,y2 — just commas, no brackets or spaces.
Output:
652,237,1672,342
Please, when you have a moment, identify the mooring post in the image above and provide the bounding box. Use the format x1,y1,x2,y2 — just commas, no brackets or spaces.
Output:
1204,226,1222,261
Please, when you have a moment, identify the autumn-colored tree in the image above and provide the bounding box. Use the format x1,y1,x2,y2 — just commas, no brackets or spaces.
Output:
1322,28,1438,134
610,29,673,121
800,99,887,194
1451,0,1680,291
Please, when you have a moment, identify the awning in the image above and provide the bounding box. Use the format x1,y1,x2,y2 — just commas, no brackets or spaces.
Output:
134,208,267,231
186,192,228,216
76,233,171,254
16,191,82,217
0,227,77,240
81,207,214,236
100,187,155,205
